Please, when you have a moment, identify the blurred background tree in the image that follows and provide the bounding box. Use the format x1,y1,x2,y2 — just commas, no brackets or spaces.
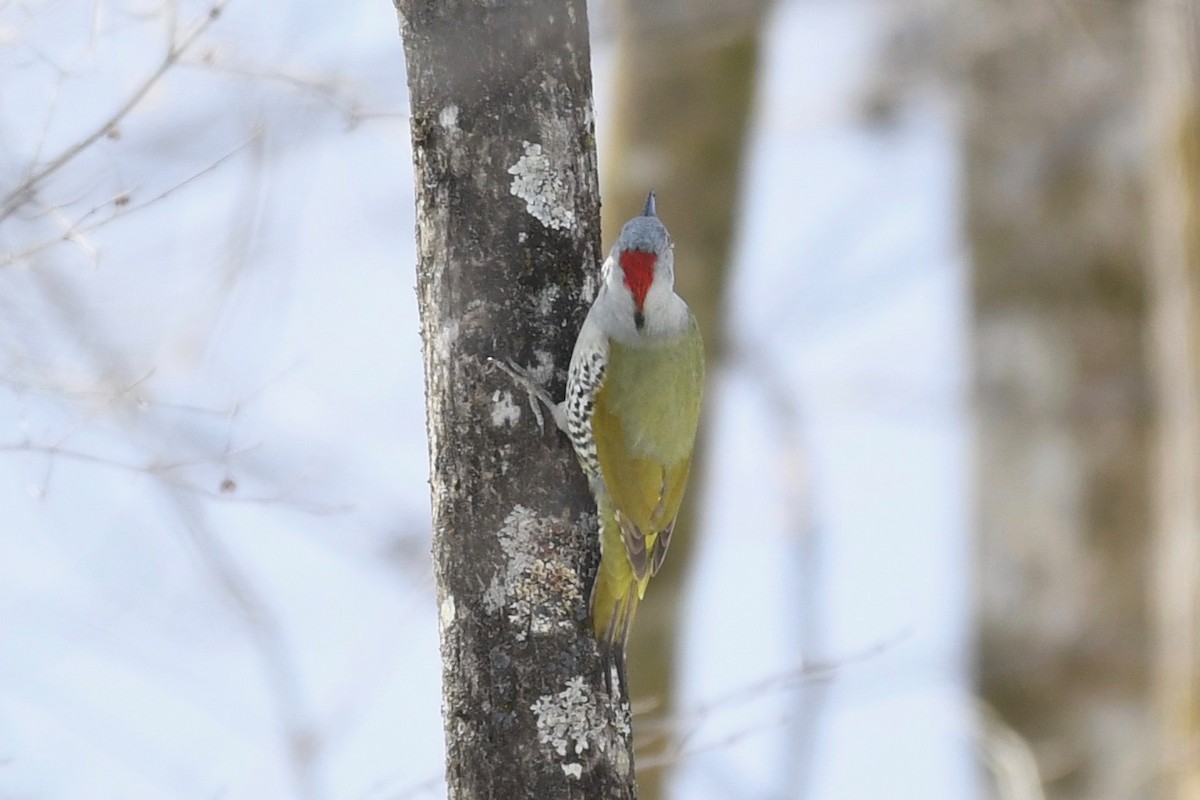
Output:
963,1,1155,797
1146,0,1200,795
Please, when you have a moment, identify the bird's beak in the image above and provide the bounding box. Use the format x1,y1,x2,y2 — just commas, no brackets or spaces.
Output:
642,190,657,218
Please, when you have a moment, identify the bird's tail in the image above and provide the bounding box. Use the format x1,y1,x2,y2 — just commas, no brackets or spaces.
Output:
590,501,640,657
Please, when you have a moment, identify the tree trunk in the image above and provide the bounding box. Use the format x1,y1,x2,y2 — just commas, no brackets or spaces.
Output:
394,1,637,797
1146,1,1200,795
966,1,1154,797
598,2,766,795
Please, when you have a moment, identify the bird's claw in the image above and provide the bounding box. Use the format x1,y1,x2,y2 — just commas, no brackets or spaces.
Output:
487,356,550,434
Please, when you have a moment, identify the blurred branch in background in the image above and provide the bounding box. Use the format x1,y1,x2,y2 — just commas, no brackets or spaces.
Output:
184,59,406,130
11,194,324,800
0,2,419,796
974,701,1046,800
168,490,323,800
963,0,1154,797
731,347,823,800
1,134,257,270
12,82,324,797
0,1,229,223
597,0,771,795
634,637,892,782
1146,0,1200,796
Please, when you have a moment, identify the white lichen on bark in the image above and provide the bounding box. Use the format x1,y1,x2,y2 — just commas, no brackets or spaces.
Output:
508,141,577,231
580,270,598,307
491,390,521,427
483,505,583,640
536,283,561,316
531,675,631,777
432,317,459,362
529,349,556,384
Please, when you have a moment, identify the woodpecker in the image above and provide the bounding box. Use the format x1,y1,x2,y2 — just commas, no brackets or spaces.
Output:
568,191,705,650
500,193,705,652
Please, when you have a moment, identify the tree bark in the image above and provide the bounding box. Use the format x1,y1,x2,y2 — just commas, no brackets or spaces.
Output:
966,1,1154,796
394,1,637,797
1146,1,1200,795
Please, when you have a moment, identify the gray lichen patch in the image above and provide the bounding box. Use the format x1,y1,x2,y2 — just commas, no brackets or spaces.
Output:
531,676,632,779
491,390,521,427
508,141,576,231
536,283,561,316
580,268,598,306
484,505,583,641
529,349,556,384
509,557,583,638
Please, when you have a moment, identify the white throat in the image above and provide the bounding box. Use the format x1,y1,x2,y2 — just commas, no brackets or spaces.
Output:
589,255,691,346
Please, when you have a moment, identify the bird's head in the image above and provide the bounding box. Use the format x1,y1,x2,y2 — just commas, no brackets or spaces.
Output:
603,191,674,332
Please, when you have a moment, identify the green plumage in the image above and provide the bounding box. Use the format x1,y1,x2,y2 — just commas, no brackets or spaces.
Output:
590,315,705,647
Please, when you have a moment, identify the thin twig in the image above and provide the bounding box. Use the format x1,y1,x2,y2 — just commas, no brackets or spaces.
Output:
183,58,407,128
634,637,898,738
632,636,903,774
0,1,229,223
636,710,797,772
0,441,350,514
164,488,325,800
0,132,258,269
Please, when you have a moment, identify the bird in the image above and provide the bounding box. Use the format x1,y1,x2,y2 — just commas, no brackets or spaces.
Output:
498,192,705,655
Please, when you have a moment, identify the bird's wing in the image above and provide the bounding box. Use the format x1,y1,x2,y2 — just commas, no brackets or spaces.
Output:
591,387,691,584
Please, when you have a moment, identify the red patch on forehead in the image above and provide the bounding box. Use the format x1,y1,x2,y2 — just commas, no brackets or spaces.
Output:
619,250,656,310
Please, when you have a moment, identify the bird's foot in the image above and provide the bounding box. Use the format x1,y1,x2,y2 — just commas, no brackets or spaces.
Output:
486,357,564,435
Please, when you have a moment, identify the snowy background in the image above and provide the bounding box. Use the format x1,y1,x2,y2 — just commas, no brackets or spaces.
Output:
0,0,973,797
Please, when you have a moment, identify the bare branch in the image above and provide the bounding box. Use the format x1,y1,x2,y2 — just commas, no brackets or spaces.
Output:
0,0,230,223
0,440,350,514
183,56,407,130
634,637,899,746
0,131,259,269
164,488,325,800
